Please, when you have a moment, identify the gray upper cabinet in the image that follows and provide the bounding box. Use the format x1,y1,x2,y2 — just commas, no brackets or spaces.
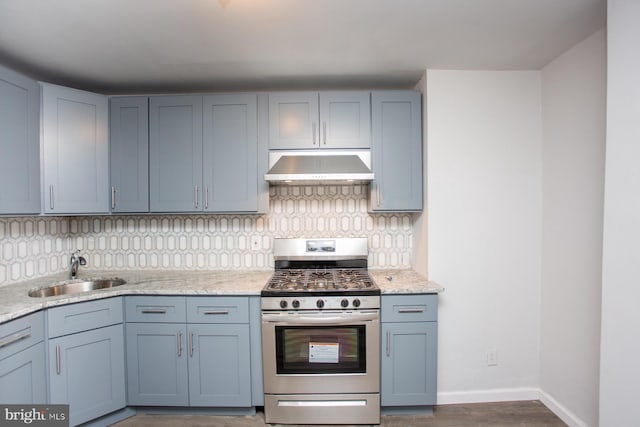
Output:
149,95,203,212
109,96,149,213
319,91,371,149
41,83,109,214
369,91,423,212
150,94,260,213
269,91,370,149
0,65,40,215
202,94,258,212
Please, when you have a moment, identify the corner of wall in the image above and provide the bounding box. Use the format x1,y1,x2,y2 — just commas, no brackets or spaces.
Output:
412,71,428,277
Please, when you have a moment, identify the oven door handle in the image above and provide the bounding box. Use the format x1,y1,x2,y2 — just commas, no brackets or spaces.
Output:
262,311,379,324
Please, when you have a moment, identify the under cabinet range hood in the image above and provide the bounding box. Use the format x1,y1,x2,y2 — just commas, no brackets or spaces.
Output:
264,150,374,185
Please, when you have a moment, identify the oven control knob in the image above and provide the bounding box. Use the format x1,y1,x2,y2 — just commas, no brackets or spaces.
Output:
316,299,325,309
292,300,300,309
280,300,288,309
352,298,361,308
341,298,349,308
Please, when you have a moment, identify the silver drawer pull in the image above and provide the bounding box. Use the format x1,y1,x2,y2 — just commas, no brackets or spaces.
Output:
141,309,167,314
386,329,390,357
203,310,229,315
0,331,31,348
397,308,425,314
56,345,61,375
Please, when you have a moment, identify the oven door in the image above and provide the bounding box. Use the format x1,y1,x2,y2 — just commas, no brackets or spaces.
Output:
262,310,380,394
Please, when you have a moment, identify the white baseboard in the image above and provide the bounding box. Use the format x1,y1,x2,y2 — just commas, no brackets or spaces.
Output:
436,387,539,404
539,389,589,427
436,388,590,427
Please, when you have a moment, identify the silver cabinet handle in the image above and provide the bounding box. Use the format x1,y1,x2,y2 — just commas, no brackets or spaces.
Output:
323,122,327,145
0,330,31,348
312,122,317,145
177,331,182,357
377,186,381,207
386,329,390,357
49,185,54,210
398,308,425,314
189,331,194,357
111,186,116,209
141,309,167,314
56,345,61,374
194,185,199,209
204,187,209,210
203,310,229,315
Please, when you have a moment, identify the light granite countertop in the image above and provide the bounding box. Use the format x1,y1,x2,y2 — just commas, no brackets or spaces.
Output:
0,269,443,324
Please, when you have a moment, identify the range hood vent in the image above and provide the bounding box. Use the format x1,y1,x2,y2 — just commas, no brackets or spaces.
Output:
264,150,374,186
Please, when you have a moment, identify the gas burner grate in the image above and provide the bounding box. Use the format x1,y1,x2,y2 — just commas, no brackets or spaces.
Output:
265,268,375,292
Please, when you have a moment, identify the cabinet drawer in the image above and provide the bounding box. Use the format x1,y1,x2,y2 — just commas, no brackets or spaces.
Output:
125,296,186,323
0,312,44,360
381,294,437,322
187,297,249,324
48,297,123,338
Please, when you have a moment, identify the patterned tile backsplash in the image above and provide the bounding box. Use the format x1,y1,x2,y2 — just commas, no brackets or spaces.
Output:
0,186,414,287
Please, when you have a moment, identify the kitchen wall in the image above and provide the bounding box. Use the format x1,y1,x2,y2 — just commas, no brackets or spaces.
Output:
540,29,605,427
600,1,640,425
426,70,542,403
412,73,428,277
0,185,415,287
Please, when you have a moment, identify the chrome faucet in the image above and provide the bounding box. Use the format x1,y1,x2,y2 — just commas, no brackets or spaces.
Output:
69,250,87,279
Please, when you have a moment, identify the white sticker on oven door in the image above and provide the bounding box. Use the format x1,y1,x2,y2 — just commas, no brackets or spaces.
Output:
309,342,339,363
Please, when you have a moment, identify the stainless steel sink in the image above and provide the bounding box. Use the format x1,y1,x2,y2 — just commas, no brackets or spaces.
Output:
28,278,127,297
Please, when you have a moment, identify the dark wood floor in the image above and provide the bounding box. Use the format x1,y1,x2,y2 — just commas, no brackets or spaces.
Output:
112,400,567,426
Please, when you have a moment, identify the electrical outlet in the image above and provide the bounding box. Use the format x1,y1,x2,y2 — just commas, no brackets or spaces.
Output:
487,349,498,366
251,236,261,251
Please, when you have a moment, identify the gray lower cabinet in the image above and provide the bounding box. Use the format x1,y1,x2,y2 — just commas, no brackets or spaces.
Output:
0,312,46,404
187,323,251,406
381,294,437,408
41,82,109,214
125,296,252,407
125,322,189,406
0,65,40,215
369,91,423,212
109,96,149,213
47,298,125,426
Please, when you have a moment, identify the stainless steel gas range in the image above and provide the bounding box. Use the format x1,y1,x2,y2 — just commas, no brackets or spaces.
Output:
261,237,381,425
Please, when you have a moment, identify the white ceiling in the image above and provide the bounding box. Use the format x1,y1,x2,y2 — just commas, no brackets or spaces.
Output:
0,0,606,94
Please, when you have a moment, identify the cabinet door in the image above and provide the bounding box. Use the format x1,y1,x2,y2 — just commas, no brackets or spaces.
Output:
268,92,319,149
319,91,371,149
49,324,126,426
125,323,189,406
381,322,437,407
370,91,423,211
149,95,203,212
41,83,109,214
202,94,258,212
0,65,40,214
188,324,251,407
0,342,46,404
110,96,149,213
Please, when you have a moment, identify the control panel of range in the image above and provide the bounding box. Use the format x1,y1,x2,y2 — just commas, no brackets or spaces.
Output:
261,295,380,311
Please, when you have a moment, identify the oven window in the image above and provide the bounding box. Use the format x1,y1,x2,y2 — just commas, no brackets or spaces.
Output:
275,325,366,374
